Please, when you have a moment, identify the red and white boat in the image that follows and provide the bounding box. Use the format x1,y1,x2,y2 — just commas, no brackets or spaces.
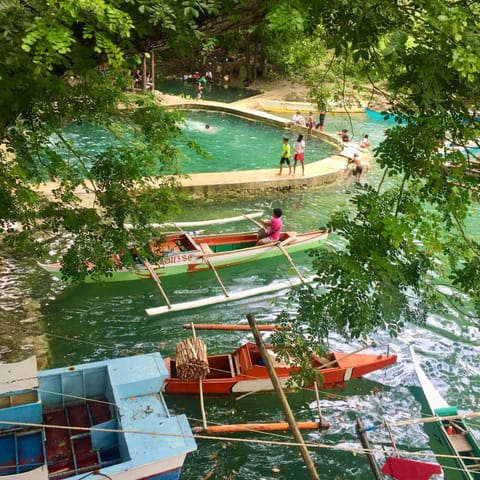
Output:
163,342,397,396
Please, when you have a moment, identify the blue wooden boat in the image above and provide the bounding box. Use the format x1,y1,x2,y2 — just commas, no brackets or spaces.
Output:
0,353,196,480
364,108,398,123
410,346,480,479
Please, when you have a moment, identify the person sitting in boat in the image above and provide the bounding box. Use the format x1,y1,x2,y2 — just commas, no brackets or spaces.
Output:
257,208,283,245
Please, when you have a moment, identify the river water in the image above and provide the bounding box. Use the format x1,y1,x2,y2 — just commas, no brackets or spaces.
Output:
0,113,479,479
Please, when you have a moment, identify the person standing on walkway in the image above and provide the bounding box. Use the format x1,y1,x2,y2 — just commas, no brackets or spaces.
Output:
307,111,315,135
348,153,364,181
316,110,326,131
293,134,306,176
278,136,292,175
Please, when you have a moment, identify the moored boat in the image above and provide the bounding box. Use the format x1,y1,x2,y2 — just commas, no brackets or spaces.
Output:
163,341,397,396
0,353,196,480
38,229,328,283
410,346,480,479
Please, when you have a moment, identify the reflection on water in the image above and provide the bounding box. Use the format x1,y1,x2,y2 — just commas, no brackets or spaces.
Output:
1,114,479,479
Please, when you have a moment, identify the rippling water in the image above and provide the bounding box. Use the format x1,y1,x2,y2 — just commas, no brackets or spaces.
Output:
1,114,479,479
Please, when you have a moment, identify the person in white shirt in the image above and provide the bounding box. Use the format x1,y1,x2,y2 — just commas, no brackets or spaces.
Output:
292,110,305,126
293,134,306,175
359,134,370,150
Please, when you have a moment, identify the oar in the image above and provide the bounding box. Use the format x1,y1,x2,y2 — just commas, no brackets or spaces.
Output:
244,214,263,229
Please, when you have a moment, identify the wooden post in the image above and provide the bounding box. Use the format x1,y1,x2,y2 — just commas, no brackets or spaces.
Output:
150,50,155,91
355,418,384,480
191,324,208,431
313,380,323,425
141,53,147,91
246,313,320,480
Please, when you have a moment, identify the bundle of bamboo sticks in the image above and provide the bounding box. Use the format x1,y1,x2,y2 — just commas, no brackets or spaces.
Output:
175,337,209,381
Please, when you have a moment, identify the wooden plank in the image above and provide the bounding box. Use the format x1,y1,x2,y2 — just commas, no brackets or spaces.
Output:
192,421,329,434
183,323,280,331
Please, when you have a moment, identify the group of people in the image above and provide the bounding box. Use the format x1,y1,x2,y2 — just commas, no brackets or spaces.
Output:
279,134,306,176
292,110,326,133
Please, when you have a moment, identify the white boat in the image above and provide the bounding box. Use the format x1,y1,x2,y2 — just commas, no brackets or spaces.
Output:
410,346,480,479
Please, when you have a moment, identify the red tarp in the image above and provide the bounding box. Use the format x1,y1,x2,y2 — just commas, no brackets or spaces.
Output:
381,457,442,480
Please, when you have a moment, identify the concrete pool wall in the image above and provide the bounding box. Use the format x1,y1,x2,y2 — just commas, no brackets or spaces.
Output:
158,93,360,197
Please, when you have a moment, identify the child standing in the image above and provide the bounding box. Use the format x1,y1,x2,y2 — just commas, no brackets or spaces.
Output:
278,136,292,175
293,134,305,176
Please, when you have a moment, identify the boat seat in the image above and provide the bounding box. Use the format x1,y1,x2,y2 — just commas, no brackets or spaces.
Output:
449,433,473,452
227,354,236,377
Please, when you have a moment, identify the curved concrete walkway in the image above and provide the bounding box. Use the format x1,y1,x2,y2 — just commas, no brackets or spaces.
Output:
157,92,362,197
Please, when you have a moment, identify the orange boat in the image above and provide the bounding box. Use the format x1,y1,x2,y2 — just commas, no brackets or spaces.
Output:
163,342,397,396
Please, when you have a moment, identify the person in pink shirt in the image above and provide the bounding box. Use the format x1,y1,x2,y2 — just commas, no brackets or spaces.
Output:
256,208,283,245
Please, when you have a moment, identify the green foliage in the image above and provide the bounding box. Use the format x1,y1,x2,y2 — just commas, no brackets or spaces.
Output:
287,0,480,344
0,0,215,281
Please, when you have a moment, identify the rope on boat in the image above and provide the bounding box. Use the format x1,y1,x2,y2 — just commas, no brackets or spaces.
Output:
2,418,479,467
175,337,209,381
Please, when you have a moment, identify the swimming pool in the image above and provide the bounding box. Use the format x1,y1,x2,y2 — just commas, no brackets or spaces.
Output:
178,110,337,173
57,110,337,175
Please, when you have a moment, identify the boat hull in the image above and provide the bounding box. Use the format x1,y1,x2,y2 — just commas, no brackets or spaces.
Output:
163,343,396,396
39,230,328,283
0,354,196,480
410,347,480,479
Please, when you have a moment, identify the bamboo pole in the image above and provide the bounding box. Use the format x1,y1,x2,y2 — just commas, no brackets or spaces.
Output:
192,421,329,434
276,241,305,283
143,259,172,309
141,53,147,91
355,418,384,480
246,313,321,480
203,256,229,297
313,380,323,425
183,323,280,331
150,50,155,91
191,324,208,431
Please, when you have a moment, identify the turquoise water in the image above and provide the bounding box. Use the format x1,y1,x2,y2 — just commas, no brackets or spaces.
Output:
156,78,261,103
58,111,336,175
179,111,336,173
1,114,479,479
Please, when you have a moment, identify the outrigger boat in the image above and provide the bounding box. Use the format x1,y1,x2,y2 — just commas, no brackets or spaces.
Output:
38,219,327,284
0,353,196,480
163,341,397,396
410,346,480,479
38,211,328,315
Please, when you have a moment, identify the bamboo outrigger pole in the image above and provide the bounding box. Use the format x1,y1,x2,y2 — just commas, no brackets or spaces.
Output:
183,323,280,331
143,259,172,309
193,421,323,434
246,313,321,480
